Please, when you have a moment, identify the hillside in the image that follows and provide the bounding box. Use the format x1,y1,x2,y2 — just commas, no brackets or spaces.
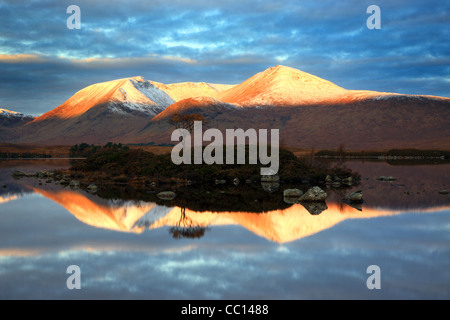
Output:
2,65,449,149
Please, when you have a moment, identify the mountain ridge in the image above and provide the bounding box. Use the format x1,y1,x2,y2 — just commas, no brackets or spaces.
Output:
2,65,449,149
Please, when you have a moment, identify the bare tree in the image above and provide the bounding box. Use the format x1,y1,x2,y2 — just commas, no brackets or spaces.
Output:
169,207,208,239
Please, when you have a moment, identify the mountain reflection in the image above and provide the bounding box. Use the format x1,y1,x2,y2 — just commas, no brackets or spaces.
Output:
28,186,450,243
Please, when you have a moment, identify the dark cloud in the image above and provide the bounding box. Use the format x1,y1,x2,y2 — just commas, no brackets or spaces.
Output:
0,0,448,114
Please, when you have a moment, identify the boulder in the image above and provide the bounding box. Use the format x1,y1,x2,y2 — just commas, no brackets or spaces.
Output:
69,180,80,188
302,202,328,215
87,184,98,193
331,181,341,188
157,191,176,200
283,189,303,198
343,190,364,203
342,176,354,185
12,170,26,178
261,174,279,182
261,182,279,193
377,176,396,181
299,186,327,202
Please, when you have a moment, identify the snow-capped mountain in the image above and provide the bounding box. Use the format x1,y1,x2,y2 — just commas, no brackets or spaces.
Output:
3,65,450,149
0,108,34,141
0,108,34,120
216,65,397,106
33,76,174,122
14,77,177,144
150,81,235,102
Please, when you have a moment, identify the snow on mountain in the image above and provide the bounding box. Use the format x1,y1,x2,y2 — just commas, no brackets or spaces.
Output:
33,76,175,123
150,81,235,102
216,65,398,106
0,108,33,119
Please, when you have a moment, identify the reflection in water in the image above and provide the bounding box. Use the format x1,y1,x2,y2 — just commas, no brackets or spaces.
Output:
1,159,449,299
26,185,450,243
169,208,209,239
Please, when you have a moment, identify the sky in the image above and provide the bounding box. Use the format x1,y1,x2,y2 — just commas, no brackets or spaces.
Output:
0,0,449,115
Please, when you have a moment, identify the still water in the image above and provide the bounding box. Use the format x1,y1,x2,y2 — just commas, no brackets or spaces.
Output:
0,159,449,299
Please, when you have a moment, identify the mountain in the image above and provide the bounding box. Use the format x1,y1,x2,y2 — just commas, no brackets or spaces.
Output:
150,81,235,102
0,108,34,125
4,65,450,149
14,77,175,144
152,96,238,121
216,65,395,106
0,108,34,141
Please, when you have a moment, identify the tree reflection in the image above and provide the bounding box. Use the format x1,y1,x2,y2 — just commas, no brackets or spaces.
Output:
169,207,208,239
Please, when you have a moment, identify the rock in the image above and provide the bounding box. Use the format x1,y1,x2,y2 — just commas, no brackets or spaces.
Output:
283,189,303,198
157,191,176,200
331,181,341,188
439,190,449,195
342,177,353,185
245,179,252,184
12,170,26,178
187,180,194,186
233,177,240,186
55,174,63,180
301,202,328,215
344,202,363,211
261,174,279,182
343,190,364,203
299,186,327,202
325,175,333,183
60,179,69,185
36,170,52,179
215,179,226,185
333,176,341,182
69,180,80,188
150,181,157,187
87,184,98,193
261,182,279,193
377,176,396,181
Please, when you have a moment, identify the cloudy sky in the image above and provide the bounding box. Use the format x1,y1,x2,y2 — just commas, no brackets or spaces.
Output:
0,0,449,115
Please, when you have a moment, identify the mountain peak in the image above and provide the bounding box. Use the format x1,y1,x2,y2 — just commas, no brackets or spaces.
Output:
217,65,348,106
0,108,32,119
32,76,174,122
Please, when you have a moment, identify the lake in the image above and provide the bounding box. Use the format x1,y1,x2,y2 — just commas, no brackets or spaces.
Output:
0,159,449,299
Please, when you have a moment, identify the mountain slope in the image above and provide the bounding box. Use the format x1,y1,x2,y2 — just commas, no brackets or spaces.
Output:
217,65,395,106
12,77,175,144
5,65,450,149
150,81,235,102
33,76,174,122
0,108,34,141
152,96,238,121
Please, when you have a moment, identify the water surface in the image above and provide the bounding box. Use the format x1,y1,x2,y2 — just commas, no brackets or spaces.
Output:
0,159,449,299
